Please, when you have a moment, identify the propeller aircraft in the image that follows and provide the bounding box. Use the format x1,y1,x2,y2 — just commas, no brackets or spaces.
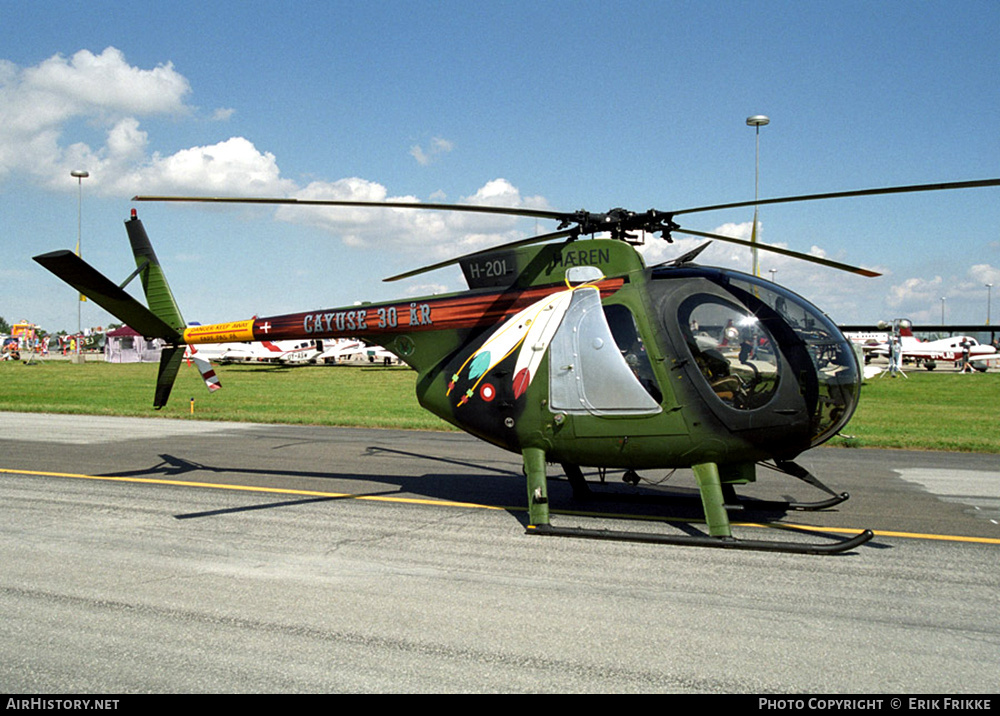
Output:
868,319,999,372
33,177,1000,554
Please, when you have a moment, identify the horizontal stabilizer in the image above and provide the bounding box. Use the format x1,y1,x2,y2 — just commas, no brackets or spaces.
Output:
33,250,180,340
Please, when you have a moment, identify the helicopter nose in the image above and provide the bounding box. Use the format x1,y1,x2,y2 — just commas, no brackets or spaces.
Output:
654,267,862,453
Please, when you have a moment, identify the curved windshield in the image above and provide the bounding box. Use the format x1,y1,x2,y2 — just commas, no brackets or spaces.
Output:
718,274,861,446
653,267,861,448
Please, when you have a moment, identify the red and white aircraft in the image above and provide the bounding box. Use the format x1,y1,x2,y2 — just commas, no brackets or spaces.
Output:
186,339,323,365
870,323,998,371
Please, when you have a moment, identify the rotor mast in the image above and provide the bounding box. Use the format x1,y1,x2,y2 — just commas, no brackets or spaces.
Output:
747,114,770,278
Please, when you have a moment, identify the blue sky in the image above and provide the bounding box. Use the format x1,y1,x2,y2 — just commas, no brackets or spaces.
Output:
2,0,998,334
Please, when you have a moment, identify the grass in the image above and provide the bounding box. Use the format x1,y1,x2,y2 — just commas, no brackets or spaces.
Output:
832,371,1000,453
0,360,450,431
2,359,999,452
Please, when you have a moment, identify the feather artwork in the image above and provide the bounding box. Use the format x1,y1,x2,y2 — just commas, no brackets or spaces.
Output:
447,284,584,406
510,288,578,399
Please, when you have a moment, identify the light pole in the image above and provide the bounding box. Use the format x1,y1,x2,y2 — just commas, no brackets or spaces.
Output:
940,296,946,326
769,268,777,282
987,283,993,326
747,115,769,278
71,170,89,354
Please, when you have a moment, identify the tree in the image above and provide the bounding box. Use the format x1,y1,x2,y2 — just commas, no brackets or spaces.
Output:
0,316,10,334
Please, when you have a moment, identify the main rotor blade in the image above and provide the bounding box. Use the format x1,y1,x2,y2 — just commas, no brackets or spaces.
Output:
132,195,571,223
674,228,882,277
383,228,580,282
672,178,1000,217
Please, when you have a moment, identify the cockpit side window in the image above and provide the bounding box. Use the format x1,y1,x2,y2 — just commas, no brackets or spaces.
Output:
678,295,781,410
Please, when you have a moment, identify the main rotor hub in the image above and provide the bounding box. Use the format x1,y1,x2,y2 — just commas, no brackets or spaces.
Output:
559,208,679,244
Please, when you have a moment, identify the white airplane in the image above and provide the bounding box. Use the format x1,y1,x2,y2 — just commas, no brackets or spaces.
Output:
315,338,366,363
181,339,323,395
185,339,322,366
313,338,397,365
362,344,397,365
870,323,998,371
842,330,889,352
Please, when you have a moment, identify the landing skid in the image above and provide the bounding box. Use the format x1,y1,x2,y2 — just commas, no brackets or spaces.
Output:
527,523,874,555
721,484,850,513
543,459,872,554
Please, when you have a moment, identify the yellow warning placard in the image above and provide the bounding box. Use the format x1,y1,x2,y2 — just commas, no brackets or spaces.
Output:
183,320,255,344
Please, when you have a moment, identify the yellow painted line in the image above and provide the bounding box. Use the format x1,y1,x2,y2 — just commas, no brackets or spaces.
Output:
3,466,999,545
0,467,507,512
732,519,1000,545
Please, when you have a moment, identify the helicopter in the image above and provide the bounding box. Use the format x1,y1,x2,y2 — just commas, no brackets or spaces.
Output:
33,178,1000,554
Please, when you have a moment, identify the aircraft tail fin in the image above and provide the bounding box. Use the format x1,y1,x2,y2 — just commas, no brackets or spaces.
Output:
33,211,217,409
155,346,186,409
124,212,186,335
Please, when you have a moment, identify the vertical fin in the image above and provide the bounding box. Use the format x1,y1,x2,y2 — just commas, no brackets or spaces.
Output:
126,213,197,409
155,347,186,409
125,213,186,333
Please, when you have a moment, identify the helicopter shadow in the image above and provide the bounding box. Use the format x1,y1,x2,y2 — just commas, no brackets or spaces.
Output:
99,449,884,549
362,447,880,550
99,450,527,522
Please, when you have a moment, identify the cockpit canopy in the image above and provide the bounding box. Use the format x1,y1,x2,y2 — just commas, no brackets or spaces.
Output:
650,266,861,451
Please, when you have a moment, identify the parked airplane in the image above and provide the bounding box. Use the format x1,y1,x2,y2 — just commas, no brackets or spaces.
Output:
842,329,889,351
869,321,998,371
186,338,322,365
315,338,366,363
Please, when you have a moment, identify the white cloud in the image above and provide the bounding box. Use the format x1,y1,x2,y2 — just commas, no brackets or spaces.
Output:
273,176,550,259
0,47,190,186
409,136,454,165
409,146,431,165
123,137,295,196
0,48,549,267
24,47,190,117
966,263,1000,287
0,48,299,200
880,265,999,323
0,48,187,147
